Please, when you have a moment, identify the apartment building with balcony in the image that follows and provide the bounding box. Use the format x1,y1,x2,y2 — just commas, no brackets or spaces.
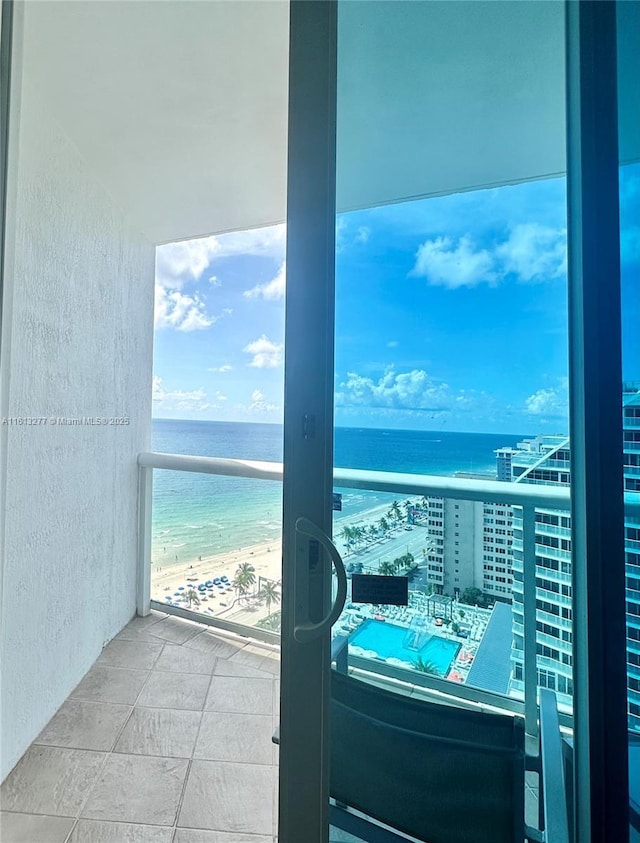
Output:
506,387,640,729
423,496,515,600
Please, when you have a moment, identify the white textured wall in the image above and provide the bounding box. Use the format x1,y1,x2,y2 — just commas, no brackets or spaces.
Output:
0,64,154,779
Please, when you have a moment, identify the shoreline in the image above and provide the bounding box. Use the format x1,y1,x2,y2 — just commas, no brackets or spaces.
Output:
151,496,432,620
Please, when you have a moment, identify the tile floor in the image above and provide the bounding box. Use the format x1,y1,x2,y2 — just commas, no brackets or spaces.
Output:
0,611,538,843
0,611,280,843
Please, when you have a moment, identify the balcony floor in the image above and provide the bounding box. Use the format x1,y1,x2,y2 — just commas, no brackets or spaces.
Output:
0,611,281,843
1,610,538,843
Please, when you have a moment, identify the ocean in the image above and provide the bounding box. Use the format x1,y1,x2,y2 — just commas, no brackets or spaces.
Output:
151,419,528,570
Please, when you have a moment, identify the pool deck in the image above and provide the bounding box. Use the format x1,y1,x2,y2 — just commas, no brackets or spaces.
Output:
336,596,493,684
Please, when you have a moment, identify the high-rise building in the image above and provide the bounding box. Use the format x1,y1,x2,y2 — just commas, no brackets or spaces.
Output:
504,386,640,729
423,496,514,600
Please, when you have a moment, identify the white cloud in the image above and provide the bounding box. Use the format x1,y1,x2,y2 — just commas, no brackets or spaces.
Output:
335,369,453,411
243,335,283,368
208,364,233,373
411,225,567,289
154,285,215,332
525,381,568,417
152,376,210,411
156,224,285,290
411,235,497,289
209,275,221,286
249,389,278,413
496,223,566,283
243,262,286,301
215,391,228,402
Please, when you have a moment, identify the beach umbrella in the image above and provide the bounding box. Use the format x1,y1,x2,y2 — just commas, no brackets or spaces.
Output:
173,591,181,596
177,586,185,591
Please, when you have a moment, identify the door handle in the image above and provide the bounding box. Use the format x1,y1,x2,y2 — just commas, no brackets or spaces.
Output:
293,516,348,644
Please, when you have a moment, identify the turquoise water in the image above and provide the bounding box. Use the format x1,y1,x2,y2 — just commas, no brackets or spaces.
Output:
350,619,460,674
151,419,527,569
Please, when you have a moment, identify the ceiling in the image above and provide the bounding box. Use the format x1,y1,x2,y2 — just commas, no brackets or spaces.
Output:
18,1,637,246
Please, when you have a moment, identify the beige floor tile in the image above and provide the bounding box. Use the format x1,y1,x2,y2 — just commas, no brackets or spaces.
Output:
179,761,274,835
0,746,105,816
154,644,217,675
70,666,150,705
136,671,210,710
114,612,169,641
114,707,201,758
205,676,273,715
35,700,132,751
124,611,168,631
212,660,271,679
0,812,74,842
69,819,174,842
258,658,280,676
81,753,188,825
183,633,246,659
195,712,274,765
147,617,203,645
228,646,272,670
97,639,164,671
174,830,272,843
114,626,167,643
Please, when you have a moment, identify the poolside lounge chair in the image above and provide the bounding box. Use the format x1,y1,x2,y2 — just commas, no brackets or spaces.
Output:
330,670,525,843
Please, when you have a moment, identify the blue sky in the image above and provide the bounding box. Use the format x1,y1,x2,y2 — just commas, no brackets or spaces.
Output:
153,166,639,433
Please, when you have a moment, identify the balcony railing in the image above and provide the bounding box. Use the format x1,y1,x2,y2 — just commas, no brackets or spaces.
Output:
137,451,572,737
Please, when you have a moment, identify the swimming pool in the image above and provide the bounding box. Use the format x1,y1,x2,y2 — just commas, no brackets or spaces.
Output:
349,619,460,675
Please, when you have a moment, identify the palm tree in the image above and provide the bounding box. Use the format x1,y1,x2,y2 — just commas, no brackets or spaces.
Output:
233,575,251,602
378,560,397,576
391,500,402,523
414,657,441,676
367,524,378,541
236,562,256,589
184,587,200,609
341,525,353,544
259,580,281,617
233,562,256,603
379,516,390,534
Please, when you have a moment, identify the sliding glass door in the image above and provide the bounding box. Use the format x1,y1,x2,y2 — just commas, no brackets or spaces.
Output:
278,2,633,841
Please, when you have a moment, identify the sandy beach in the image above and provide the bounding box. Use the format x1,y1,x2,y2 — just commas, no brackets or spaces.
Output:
151,496,431,623
152,538,282,613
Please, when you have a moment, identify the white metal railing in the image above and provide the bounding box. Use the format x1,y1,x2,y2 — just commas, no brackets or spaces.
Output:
137,451,572,735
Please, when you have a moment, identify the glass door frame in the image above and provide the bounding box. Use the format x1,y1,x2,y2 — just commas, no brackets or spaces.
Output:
278,2,337,842
566,2,629,841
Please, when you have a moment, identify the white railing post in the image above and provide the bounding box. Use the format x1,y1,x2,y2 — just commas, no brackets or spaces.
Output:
522,504,538,737
136,464,153,616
